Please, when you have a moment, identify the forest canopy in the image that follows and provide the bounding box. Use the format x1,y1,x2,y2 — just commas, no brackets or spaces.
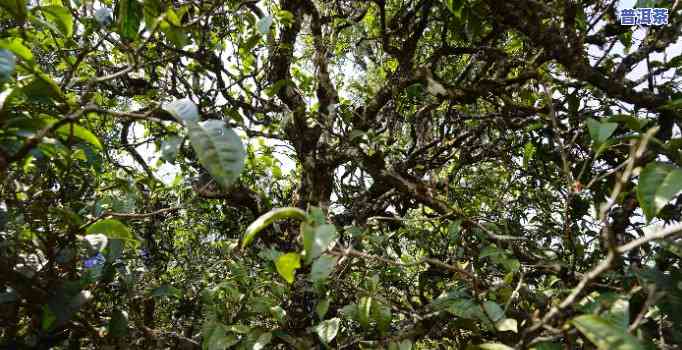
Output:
1,0,682,349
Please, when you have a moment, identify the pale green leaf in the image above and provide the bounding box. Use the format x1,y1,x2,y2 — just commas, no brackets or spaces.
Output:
314,318,340,343
357,296,372,329
309,254,337,283
398,340,413,350
252,331,272,350
187,120,246,190
0,49,16,81
587,118,618,145
117,0,143,41
142,0,161,29
444,0,464,18
275,253,301,284
371,301,392,332
0,0,27,22
572,314,644,350
151,285,181,298
242,207,306,248
483,301,504,322
303,223,338,263
476,343,514,350
86,219,138,244
83,234,108,253
55,123,103,150
605,299,630,330
523,142,536,170
446,299,489,326
496,318,518,333
339,303,357,319
530,342,562,350
270,305,286,323
164,98,199,123
204,323,239,350
316,298,330,319
257,15,272,34
226,324,250,334
637,163,682,221
94,7,113,26
41,5,74,37
0,38,31,62
160,135,182,162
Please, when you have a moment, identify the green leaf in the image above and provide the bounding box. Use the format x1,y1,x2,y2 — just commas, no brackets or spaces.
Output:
523,142,536,170
448,219,462,240
41,305,57,331
475,344,514,350
501,258,521,273
160,135,182,162
316,298,330,319
163,98,199,123
142,0,163,29
339,303,357,319
309,254,337,283
0,49,16,81
587,118,618,145
159,17,188,47
242,207,306,248
94,7,113,26
55,123,103,150
117,0,143,41
23,73,64,104
249,331,272,350
608,115,648,131
572,314,644,350
226,324,250,334
0,38,33,62
495,318,518,333
257,15,273,34
483,301,504,322
83,234,108,253
269,305,286,323
398,340,413,350
530,342,562,350
357,296,372,329
275,10,294,26
446,299,489,325
41,5,74,37
371,301,392,332
0,0,27,22
86,219,138,245
108,310,129,337
105,239,124,261
264,79,288,97
275,253,301,284
314,318,340,343
204,323,239,350
151,284,182,298
303,223,338,263
637,163,682,221
444,0,464,19
605,299,630,330
187,120,246,190
480,244,504,258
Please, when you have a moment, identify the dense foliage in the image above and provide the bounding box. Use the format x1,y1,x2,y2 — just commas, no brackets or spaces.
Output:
2,0,682,348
